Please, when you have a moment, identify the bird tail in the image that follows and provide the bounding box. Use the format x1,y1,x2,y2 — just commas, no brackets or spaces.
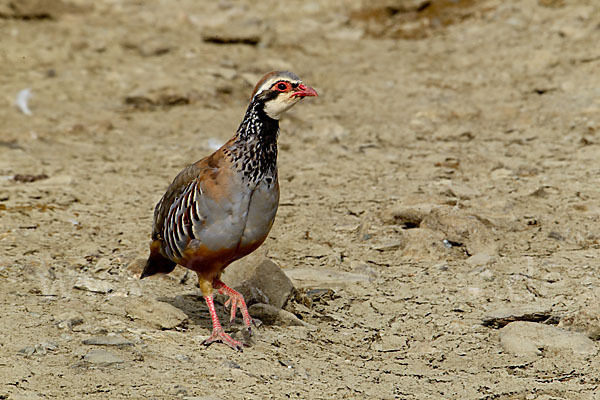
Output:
140,240,176,279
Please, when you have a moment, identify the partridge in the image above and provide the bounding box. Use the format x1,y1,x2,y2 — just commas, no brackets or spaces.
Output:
140,71,317,350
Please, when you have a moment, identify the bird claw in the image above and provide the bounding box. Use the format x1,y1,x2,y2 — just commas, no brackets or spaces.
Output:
217,284,253,330
202,328,244,352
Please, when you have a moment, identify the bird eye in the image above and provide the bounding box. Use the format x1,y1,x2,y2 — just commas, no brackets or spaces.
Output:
277,82,288,91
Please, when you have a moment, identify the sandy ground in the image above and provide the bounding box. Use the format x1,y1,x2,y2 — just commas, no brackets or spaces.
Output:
1,0,600,398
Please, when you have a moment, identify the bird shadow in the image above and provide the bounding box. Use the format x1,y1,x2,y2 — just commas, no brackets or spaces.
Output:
158,293,238,331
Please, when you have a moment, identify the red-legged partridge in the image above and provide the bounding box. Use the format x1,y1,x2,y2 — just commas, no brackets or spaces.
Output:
140,71,318,350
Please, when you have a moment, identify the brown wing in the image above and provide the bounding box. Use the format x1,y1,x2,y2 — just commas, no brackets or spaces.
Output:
152,163,202,241
151,144,229,241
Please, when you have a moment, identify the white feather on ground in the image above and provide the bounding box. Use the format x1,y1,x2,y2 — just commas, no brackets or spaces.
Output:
16,89,33,116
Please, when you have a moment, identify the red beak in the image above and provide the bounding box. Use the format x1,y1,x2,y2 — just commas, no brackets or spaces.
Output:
293,84,318,98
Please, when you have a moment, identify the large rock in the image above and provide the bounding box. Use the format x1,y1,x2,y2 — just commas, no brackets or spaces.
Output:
222,258,295,309
126,297,188,330
499,321,597,357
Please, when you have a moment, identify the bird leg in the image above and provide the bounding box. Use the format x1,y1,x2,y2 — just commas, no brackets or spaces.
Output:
213,279,253,333
198,277,243,351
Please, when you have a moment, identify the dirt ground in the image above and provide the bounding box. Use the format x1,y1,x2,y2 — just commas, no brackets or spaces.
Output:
1,0,600,398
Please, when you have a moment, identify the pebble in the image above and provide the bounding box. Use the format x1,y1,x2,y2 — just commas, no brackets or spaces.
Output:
466,253,495,266
223,258,295,309
249,303,313,328
125,297,188,330
56,312,84,330
74,277,114,294
499,321,597,357
18,342,57,357
82,335,134,347
83,349,124,367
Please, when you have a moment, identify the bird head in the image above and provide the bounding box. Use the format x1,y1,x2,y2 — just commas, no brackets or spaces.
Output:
251,71,318,120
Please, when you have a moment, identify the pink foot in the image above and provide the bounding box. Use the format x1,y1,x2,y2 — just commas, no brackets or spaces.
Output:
214,279,253,333
203,328,243,352
203,292,245,351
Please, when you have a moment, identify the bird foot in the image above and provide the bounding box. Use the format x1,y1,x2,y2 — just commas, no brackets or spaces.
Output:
215,280,253,331
202,328,244,352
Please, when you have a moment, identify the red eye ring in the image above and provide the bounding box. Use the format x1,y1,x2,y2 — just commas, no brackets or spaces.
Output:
275,81,290,92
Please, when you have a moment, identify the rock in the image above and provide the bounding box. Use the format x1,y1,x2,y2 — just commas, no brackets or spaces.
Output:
83,349,124,367
283,267,370,289
559,309,600,340
56,312,84,330
420,208,498,256
249,303,313,327
82,335,134,347
350,262,379,281
74,277,114,294
92,258,112,274
223,258,295,309
126,297,188,330
466,253,495,266
499,321,597,357
17,343,56,357
483,303,553,328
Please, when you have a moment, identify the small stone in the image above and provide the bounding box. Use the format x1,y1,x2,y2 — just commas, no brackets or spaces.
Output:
249,303,313,327
56,312,84,330
126,297,188,330
93,258,112,274
467,253,495,266
17,346,35,356
223,258,295,309
82,336,134,347
499,321,597,357
350,262,379,281
74,277,113,294
175,354,192,362
83,349,124,366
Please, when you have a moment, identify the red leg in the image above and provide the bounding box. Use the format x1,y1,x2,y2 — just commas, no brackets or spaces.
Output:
213,279,253,333
202,294,243,351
